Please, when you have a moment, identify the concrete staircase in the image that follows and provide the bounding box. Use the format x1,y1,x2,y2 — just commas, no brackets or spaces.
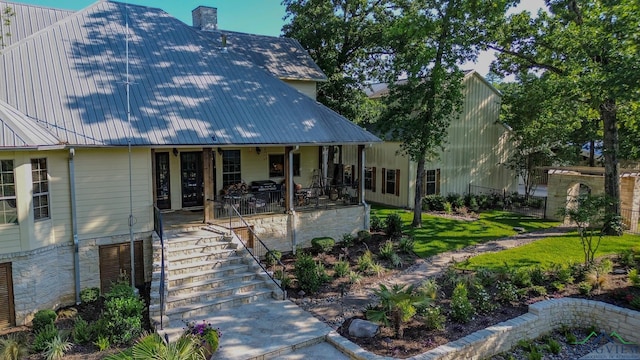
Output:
149,228,284,332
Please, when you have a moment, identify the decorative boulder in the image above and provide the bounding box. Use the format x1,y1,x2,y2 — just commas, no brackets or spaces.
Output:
348,318,379,338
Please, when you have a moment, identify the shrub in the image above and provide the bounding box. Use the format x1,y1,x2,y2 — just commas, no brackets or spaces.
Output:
578,281,592,296
264,250,282,268
80,287,100,304
342,233,355,247
471,284,497,314
513,268,532,288
530,285,547,296
311,237,335,253
443,201,453,215
384,213,403,239
367,284,429,338
630,296,640,310
72,317,91,344
468,197,480,212
32,323,59,353
547,338,561,354
528,266,548,286
0,333,29,360
100,281,144,346
94,336,110,351
347,270,362,285
618,250,637,268
368,262,386,277
43,334,72,360
398,236,415,254
585,268,608,292
446,193,464,209
475,267,496,287
357,250,375,273
332,260,350,278
450,283,474,323
422,195,446,211
294,252,323,294
417,279,439,300
357,230,371,243
421,305,445,331
550,263,574,285
378,240,395,260
32,309,57,333
495,281,519,303
629,268,640,287
103,281,135,301
370,215,383,232
390,253,403,268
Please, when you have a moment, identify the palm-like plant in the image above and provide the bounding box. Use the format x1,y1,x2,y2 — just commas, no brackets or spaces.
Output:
366,284,431,338
106,333,205,360
0,333,29,360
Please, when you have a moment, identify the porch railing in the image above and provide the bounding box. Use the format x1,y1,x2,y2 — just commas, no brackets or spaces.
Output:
212,184,359,218
152,206,166,330
226,202,287,299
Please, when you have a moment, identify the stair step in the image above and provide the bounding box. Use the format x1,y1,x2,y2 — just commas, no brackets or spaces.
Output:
166,280,267,308
167,248,237,265
166,235,229,248
168,272,258,295
168,256,245,276
168,264,254,287
165,288,275,320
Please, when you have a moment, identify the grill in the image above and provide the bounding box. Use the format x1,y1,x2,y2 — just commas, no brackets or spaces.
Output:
250,180,279,192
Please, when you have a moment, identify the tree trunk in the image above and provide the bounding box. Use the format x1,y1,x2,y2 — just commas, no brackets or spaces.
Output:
412,156,425,228
600,98,620,220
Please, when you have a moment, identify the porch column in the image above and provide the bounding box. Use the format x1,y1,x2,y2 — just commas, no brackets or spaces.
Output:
284,146,294,211
203,148,214,223
358,145,365,204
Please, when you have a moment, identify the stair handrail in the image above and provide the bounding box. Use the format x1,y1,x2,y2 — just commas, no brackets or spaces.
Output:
226,202,287,299
152,206,166,330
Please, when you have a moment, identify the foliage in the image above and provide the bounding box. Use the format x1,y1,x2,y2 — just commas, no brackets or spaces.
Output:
43,334,72,360
32,309,57,333
417,279,439,300
512,267,532,288
32,323,59,353
357,250,375,273
557,194,616,265
618,250,637,268
471,284,497,314
274,269,292,289
578,282,593,296
443,202,453,215
450,283,474,323
311,237,335,253
390,253,403,268
72,316,91,344
264,250,282,268
94,336,110,352
347,270,363,285
528,266,548,286
370,215,383,232
629,269,640,287
0,333,28,360
184,320,221,354
80,287,100,303
357,230,371,243
342,233,355,247
333,260,350,278
101,282,144,346
368,262,386,277
384,213,403,239
495,281,519,303
105,332,205,360
398,236,415,254
422,195,446,211
378,240,395,260
366,284,430,338
294,252,324,293
420,305,445,331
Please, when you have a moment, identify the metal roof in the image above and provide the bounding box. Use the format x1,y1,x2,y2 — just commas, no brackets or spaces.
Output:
199,30,327,82
0,1,379,147
0,100,60,147
0,1,72,46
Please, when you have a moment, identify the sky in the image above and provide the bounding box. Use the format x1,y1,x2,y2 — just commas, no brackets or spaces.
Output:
12,0,545,76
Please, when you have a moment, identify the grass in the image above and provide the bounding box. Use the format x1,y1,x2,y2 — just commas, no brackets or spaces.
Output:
459,231,640,270
371,206,560,258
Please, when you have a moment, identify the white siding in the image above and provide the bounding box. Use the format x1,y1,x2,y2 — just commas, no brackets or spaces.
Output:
283,80,317,99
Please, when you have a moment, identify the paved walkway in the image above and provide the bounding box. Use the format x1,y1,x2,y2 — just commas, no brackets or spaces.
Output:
201,225,577,359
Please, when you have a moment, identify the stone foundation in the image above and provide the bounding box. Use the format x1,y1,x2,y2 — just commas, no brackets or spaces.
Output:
0,233,152,326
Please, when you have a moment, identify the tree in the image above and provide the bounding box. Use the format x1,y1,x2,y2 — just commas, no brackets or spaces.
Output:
376,0,514,227
490,0,640,224
0,5,14,47
366,283,430,338
282,0,392,123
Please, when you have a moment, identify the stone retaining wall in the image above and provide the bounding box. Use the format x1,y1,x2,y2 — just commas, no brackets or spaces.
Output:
0,233,152,326
328,299,640,360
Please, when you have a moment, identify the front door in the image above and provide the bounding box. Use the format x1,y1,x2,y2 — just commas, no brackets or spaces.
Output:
181,152,203,208
155,152,171,210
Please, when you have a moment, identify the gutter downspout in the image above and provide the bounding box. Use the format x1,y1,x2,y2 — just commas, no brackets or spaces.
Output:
360,145,369,230
69,148,81,305
289,146,299,254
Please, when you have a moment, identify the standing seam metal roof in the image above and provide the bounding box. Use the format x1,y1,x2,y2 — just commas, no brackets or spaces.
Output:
0,1,380,147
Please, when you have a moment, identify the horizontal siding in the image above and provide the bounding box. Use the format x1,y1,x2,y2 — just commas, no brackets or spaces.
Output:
0,225,21,255
283,80,317,99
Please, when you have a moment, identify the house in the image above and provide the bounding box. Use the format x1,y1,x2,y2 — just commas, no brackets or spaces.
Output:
0,1,379,329
343,71,517,208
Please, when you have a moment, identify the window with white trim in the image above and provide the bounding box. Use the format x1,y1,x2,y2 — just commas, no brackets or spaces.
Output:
364,167,376,191
423,169,440,195
0,160,17,224
31,158,50,220
222,150,242,187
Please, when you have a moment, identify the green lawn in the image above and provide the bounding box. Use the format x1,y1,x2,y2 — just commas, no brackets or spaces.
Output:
459,232,640,270
370,207,560,258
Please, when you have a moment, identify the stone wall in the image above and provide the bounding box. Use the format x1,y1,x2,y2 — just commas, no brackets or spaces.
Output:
247,205,369,253
0,233,152,326
329,299,640,360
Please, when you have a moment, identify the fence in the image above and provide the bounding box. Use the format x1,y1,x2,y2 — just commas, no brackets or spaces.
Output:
621,208,640,234
468,184,548,219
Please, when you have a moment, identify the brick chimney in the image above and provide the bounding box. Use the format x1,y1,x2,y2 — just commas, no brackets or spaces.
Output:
192,6,217,31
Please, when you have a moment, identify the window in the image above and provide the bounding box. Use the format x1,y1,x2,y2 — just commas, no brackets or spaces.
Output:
423,169,440,195
382,168,400,196
364,167,376,191
31,159,50,220
222,150,242,187
0,160,17,224
268,154,300,178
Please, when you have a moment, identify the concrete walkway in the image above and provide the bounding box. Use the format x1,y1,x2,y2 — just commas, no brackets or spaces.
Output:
198,226,575,359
